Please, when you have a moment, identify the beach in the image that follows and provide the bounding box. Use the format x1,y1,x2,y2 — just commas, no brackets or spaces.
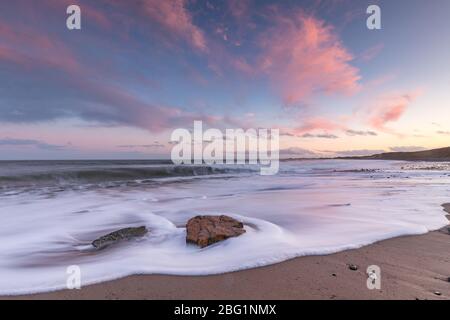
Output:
0,160,449,298
2,204,449,300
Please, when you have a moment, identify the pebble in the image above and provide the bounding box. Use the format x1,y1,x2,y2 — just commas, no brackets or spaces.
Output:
434,291,442,296
348,264,358,271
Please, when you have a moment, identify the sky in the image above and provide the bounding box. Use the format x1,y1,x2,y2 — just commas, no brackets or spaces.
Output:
0,0,449,159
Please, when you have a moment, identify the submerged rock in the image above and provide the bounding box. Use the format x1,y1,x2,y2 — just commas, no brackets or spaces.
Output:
186,215,246,248
92,226,148,249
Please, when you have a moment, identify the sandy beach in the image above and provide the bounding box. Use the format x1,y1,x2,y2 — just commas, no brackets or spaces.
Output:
2,203,448,300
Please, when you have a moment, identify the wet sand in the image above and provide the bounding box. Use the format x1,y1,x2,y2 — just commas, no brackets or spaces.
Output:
2,204,450,300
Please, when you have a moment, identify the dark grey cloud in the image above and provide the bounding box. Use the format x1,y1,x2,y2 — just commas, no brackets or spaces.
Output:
0,69,197,132
280,132,339,139
345,130,377,136
301,133,339,139
280,132,296,137
118,143,165,148
0,138,64,150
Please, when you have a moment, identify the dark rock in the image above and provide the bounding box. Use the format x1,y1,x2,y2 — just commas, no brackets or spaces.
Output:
92,226,148,249
186,215,246,248
348,264,358,271
442,203,450,214
332,273,337,277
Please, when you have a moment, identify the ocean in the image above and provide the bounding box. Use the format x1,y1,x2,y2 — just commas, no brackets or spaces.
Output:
0,159,449,295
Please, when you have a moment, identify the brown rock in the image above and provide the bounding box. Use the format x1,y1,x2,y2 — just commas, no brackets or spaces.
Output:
186,215,246,248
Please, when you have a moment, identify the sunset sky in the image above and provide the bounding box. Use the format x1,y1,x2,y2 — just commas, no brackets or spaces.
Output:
0,0,449,159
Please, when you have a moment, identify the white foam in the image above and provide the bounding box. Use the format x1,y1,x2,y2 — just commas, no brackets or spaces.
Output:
0,160,448,295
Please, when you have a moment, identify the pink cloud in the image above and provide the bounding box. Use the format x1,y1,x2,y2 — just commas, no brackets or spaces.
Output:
368,91,422,133
364,73,397,90
231,57,254,74
282,117,346,136
82,4,113,29
141,0,207,52
0,23,83,76
0,46,26,65
0,2,368,138
206,9,361,105
257,12,361,104
280,90,421,139
358,43,384,62
0,18,232,133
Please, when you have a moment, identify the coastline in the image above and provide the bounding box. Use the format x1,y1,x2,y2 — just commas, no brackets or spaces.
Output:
2,204,449,300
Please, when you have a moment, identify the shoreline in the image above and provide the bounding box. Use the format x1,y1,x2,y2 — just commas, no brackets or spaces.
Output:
2,204,449,300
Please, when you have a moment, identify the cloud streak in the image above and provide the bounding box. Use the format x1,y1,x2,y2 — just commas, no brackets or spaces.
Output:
118,143,165,149
0,138,64,150
346,129,377,136
287,117,346,136
301,133,339,139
